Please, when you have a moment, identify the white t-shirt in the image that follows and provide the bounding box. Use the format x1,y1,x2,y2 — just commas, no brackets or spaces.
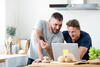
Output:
28,20,64,59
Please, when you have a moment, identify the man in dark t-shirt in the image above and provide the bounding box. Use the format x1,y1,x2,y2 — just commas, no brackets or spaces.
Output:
63,19,92,60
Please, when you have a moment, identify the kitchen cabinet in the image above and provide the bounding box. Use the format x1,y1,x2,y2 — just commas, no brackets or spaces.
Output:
0,63,5,67
0,55,28,67
0,59,5,67
49,0,99,10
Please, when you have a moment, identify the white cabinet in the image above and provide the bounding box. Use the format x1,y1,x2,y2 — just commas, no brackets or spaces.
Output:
0,63,5,67
0,59,5,67
0,55,28,67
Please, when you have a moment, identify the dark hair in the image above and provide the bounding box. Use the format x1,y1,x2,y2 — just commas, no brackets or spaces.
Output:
66,19,80,29
51,12,63,21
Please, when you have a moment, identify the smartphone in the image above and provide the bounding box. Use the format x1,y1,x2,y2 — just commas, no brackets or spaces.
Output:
40,36,45,41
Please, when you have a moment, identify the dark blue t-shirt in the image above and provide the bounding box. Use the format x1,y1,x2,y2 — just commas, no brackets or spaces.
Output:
62,31,92,60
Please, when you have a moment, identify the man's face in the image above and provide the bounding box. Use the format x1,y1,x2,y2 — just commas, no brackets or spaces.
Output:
67,26,80,41
49,18,62,34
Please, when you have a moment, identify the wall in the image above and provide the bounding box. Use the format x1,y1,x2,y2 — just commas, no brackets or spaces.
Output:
5,0,18,26
17,0,35,39
5,0,18,38
5,0,100,49
0,0,18,54
0,0,6,54
60,10,100,49
17,0,54,39
16,0,100,49
88,0,100,4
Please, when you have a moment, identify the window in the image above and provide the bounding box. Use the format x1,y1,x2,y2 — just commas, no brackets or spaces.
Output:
0,0,6,54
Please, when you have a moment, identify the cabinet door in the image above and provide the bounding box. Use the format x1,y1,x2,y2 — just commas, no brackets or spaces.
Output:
0,63,5,67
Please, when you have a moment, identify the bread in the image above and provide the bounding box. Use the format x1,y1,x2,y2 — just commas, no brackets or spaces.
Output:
57,56,65,62
43,56,50,60
87,59,100,64
65,56,73,62
42,56,51,63
18,50,26,55
42,60,50,63
97,56,100,59
57,53,77,63
64,53,77,63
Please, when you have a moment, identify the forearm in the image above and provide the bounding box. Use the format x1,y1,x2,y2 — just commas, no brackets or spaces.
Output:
79,46,88,59
45,45,54,60
34,30,42,42
37,42,43,59
34,30,43,59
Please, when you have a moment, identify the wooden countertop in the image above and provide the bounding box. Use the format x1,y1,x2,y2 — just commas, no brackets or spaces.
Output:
28,63,100,67
0,59,5,63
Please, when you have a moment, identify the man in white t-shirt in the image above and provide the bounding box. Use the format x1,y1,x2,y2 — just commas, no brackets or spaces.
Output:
27,12,64,64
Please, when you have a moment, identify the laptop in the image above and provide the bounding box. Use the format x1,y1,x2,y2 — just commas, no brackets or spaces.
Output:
51,43,80,61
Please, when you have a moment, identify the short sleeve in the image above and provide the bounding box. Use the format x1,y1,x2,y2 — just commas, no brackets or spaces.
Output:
79,36,92,48
34,20,43,31
62,31,67,40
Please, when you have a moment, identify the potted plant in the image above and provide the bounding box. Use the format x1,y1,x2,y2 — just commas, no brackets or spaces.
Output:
6,26,16,37
5,26,16,54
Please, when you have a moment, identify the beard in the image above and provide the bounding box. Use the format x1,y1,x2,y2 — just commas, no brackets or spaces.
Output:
49,25,60,34
51,28,60,34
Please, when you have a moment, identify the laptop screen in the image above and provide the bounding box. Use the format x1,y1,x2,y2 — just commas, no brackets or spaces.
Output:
51,43,80,61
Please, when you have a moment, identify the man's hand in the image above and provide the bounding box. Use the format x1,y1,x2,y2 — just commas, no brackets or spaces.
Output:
40,40,49,49
33,58,42,63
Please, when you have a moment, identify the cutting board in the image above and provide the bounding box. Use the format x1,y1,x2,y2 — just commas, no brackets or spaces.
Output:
51,61,88,65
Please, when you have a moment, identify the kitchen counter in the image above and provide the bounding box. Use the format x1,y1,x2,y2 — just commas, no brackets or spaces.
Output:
28,63,100,67
0,54,28,67
0,59,6,67
0,59,5,63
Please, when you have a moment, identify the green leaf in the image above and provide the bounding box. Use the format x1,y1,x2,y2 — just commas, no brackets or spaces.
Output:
6,26,16,36
89,47,100,60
